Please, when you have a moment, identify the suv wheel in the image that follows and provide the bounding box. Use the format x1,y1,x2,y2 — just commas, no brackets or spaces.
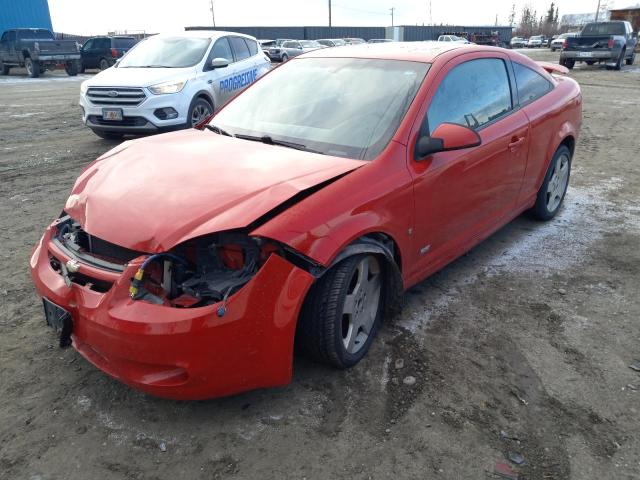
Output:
281,54,289,62
25,58,40,78
99,58,110,70
187,97,213,128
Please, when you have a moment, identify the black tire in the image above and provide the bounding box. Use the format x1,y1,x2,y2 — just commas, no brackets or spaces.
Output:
297,254,384,369
281,54,288,62
585,60,595,65
564,58,575,70
99,58,110,70
0,60,9,75
78,62,85,74
186,97,213,128
625,51,635,66
614,49,625,70
64,61,78,76
25,58,40,78
92,130,124,140
529,145,572,221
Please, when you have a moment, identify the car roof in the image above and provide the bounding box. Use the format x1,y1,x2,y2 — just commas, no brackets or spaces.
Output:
301,41,466,62
174,30,256,40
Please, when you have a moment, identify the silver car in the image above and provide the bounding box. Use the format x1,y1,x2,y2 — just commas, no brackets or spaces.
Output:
277,40,324,61
263,39,295,62
317,39,347,47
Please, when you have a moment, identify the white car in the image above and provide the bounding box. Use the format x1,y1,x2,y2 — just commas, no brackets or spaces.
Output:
527,35,545,48
437,35,471,44
79,31,270,139
550,32,577,51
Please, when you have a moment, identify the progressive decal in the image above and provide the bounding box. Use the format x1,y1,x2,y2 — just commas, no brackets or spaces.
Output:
220,68,258,93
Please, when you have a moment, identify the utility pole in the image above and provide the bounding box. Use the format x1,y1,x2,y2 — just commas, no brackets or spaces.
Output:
328,0,332,27
595,0,601,21
210,0,216,27
390,7,395,27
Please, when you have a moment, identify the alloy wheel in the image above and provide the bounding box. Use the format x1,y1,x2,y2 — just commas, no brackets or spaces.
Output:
341,255,381,354
191,103,211,126
546,152,570,212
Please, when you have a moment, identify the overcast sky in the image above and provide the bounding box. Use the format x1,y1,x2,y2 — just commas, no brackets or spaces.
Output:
48,0,622,35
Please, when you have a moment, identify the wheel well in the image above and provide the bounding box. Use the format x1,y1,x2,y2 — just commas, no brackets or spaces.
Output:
195,92,214,108
560,135,575,157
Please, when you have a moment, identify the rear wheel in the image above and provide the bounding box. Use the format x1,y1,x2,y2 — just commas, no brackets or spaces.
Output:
64,61,78,76
297,254,384,368
99,58,110,70
92,130,124,140
25,58,40,78
614,49,625,70
530,145,571,221
281,54,289,62
626,51,635,66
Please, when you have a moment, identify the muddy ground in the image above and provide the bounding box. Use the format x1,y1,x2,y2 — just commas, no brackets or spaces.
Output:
1,49,639,480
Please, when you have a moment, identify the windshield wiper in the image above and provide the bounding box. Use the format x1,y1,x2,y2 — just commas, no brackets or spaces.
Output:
204,124,234,137
235,134,324,154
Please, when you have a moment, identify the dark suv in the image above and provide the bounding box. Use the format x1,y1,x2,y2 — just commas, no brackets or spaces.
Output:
80,36,137,72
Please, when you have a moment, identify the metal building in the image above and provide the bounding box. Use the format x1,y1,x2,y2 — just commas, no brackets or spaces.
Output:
0,0,53,34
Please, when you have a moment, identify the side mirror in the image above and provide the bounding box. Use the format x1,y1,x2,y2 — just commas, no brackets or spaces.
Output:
415,122,481,160
210,57,230,69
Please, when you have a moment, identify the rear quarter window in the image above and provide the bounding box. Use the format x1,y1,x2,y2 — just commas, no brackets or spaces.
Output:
113,38,136,48
247,39,258,56
513,62,553,105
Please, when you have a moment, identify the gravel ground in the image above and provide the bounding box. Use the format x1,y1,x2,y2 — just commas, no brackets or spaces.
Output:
1,50,639,480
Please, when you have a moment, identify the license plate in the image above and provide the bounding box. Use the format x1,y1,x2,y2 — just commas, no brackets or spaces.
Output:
102,108,123,121
579,51,593,58
43,298,73,347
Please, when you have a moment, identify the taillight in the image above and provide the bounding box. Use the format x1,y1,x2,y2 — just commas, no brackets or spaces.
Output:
111,48,118,58
607,38,614,48
562,39,568,49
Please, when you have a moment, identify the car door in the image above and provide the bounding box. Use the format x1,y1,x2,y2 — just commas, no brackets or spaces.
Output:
227,36,258,98
199,36,238,108
408,53,530,278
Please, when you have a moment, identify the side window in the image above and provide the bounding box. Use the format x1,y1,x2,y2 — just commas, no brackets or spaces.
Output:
209,36,233,62
83,39,94,50
427,58,512,133
513,62,553,105
246,39,258,56
229,36,251,62
99,38,111,49
7,31,16,42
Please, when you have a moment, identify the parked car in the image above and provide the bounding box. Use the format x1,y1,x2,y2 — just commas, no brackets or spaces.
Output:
317,38,347,47
343,38,366,44
0,28,80,77
527,35,546,48
560,21,637,69
367,38,394,43
550,32,577,51
78,31,270,139
437,34,471,44
263,38,295,62
510,37,527,48
274,40,324,61
31,43,582,400
80,36,137,72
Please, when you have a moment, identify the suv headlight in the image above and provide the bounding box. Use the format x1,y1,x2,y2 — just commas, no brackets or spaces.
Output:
80,81,88,95
148,80,187,95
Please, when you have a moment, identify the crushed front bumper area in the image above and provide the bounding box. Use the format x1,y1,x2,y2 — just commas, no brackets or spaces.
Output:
30,226,315,400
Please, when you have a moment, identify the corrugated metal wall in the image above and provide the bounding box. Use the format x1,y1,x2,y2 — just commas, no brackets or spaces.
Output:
0,0,53,34
187,26,389,41
402,25,513,43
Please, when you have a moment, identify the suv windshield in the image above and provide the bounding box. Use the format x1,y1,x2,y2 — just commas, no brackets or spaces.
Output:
582,22,625,36
119,36,211,68
212,58,430,160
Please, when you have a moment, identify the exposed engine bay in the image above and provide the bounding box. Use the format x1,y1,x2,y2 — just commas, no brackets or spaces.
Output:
52,215,318,309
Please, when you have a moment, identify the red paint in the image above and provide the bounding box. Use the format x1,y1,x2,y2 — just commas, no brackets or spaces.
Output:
31,45,581,399
431,123,481,150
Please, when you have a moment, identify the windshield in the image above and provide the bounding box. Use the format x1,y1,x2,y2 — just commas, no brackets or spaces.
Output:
212,58,430,160
582,22,625,36
18,29,54,40
119,36,211,68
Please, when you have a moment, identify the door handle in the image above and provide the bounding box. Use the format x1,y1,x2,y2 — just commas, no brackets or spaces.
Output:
508,137,526,150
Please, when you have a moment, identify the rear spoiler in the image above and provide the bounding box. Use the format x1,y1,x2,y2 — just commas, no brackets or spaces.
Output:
536,61,569,76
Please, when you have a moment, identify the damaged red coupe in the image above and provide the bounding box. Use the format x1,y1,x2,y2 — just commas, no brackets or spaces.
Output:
30,43,581,399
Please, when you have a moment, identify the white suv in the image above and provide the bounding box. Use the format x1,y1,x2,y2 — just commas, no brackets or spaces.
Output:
79,31,270,139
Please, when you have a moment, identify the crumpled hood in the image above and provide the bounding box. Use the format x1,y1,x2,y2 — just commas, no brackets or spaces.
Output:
65,129,364,252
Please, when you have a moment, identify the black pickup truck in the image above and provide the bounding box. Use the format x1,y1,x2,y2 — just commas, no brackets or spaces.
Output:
560,21,637,70
0,28,81,77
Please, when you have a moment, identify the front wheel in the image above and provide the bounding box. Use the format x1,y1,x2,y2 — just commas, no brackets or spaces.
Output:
25,58,40,78
529,145,571,221
187,97,213,128
64,61,78,76
297,254,384,368
281,54,288,62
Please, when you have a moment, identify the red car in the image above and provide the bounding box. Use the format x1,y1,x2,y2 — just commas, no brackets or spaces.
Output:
30,44,581,400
